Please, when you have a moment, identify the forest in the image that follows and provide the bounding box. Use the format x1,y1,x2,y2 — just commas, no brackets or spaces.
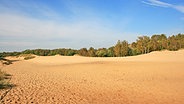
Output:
1,33,184,58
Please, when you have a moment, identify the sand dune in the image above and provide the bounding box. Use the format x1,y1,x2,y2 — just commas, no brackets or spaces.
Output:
1,50,184,104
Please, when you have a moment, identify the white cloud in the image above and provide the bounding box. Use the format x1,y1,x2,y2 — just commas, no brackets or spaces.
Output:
0,0,138,52
174,5,184,13
0,0,60,19
0,12,119,47
142,0,171,7
0,1,122,51
142,0,184,13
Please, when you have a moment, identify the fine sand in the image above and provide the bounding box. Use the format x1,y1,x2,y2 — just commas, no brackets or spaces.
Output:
0,50,184,104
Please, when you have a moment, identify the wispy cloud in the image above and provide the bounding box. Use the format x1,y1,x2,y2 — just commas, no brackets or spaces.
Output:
0,0,60,19
181,17,184,21
142,0,184,13
174,5,184,13
142,0,171,7
0,0,124,51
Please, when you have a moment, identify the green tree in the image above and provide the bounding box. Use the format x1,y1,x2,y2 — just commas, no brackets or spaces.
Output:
107,46,115,57
175,33,184,49
167,35,180,51
96,48,108,57
78,48,88,56
114,40,122,57
88,47,96,57
150,34,167,51
136,36,150,54
65,49,75,56
150,35,160,51
129,42,139,56
160,34,168,50
121,40,129,56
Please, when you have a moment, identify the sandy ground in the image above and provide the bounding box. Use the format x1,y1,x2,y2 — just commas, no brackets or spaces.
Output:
0,50,184,104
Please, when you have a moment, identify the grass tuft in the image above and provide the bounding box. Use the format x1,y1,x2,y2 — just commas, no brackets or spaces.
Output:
0,69,12,90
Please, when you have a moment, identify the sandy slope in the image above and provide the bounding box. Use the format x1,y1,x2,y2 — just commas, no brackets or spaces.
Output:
0,50,184,104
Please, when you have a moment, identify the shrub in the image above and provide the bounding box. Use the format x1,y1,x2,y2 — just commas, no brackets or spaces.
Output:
24,56,36,60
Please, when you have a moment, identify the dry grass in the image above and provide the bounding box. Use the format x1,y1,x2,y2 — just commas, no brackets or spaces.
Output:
0,69,12,89
0,70,4,80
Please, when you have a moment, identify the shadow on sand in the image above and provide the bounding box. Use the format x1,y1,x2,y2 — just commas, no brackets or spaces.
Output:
0,58,20,65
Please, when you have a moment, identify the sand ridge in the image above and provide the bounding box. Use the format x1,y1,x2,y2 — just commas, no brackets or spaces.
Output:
29,50,184,65
0,50,184,104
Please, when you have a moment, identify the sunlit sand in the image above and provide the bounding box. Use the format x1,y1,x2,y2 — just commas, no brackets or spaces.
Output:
1,50,184,104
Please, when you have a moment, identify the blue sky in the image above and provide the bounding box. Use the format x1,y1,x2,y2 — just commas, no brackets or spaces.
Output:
0,0,184,52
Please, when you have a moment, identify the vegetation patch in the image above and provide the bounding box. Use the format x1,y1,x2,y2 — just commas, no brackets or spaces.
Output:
0,34,184,57
24,55,36,60
19,54,36,60
0,71,11,81
0,69,12,89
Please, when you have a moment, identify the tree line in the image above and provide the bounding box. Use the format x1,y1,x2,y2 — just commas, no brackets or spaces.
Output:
1,33,184,58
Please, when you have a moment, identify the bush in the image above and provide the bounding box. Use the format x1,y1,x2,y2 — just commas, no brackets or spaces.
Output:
24,56,36,60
